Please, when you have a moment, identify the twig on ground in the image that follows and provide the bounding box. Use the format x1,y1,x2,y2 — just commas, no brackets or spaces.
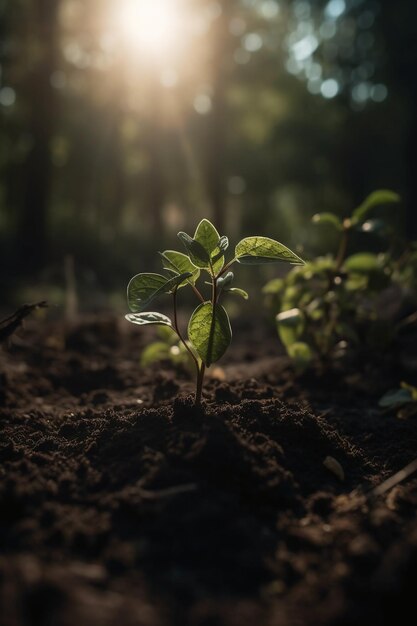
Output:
0,301,48,345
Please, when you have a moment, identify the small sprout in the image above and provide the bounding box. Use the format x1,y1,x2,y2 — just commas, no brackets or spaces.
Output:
323,456,345,481
126,219,303,405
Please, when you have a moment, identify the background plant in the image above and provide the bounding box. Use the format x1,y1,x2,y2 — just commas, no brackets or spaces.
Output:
126,219,303,404
264,191,417,371
380,383,417,419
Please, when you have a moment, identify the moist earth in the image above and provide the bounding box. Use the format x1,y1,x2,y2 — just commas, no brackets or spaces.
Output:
0,315,416,626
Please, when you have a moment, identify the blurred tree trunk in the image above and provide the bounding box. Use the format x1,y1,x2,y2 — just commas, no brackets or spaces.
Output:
380,0,417,238
206,77,227,234
141,78,165,237
205,10,230,234
147,125,165,236
404,89,417,239
17,0,58,269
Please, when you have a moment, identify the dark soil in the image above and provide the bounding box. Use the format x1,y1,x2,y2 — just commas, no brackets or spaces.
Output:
0,314,416,626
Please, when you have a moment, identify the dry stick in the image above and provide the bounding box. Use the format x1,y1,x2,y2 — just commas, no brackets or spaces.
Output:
138,483,198,501
369,458,417,499
0,301,48,345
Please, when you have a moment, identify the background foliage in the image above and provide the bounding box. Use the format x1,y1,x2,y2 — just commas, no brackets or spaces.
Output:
1,0,416,308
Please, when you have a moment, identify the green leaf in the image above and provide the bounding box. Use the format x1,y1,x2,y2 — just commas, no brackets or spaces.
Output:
278,325,299,350
312,213,343,231
177,232,210,266
235,237,304,265
224,288,249,300
194,218,221,254
352,190,401,225
160,250,200,286
276,308,304,328
127,272,192,312
127,273,166,313
379,388,413,409
194,219,225,272
125,312,173,327
217,271,234,290
343,253,382,274
188,302,232,366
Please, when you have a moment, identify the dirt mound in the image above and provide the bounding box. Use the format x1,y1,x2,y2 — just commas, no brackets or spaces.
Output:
0,315,416,626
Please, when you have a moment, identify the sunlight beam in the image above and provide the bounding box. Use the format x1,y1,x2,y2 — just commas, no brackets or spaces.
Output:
117,0,182,59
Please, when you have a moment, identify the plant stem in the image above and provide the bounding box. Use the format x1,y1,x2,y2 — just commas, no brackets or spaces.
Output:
172,287,204,406
335,227,349,272
195,363,206,405
172,287,199,369
217,258,236,278
190,284,205,303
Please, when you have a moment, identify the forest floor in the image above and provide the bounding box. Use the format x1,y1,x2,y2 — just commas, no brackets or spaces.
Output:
0,314,416,626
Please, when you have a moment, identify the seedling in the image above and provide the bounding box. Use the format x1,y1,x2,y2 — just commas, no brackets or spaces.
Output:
264,190,412,370
125,219,303,404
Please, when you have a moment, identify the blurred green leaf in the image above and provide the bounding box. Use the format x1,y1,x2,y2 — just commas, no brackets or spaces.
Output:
262,278,285,295
224,287,249,300
312,212,343,231
287,342,314,371
352,190,401,225
276,308,304,328
379,388,413,409
141,341,171,366
343,253,382,274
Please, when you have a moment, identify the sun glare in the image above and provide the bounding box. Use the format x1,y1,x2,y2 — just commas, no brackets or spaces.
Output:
118,0,182,58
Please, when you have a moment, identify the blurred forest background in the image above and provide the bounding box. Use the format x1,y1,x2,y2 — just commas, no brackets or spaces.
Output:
1,0,416,310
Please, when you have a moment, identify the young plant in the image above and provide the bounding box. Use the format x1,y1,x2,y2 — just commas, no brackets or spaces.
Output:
264,190,416,371
125,219,303,404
